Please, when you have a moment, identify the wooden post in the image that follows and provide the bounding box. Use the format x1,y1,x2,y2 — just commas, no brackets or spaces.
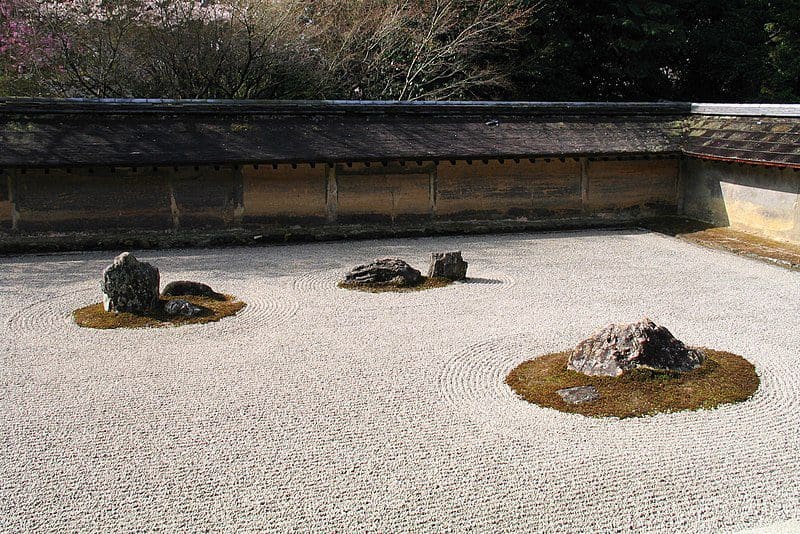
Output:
9,172,18,231
326,164,338,223
580,157,589,213
429,163,438,220
168,173,181,229
677,157,687,215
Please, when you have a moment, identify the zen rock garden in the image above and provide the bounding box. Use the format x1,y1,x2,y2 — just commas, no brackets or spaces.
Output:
74,250,759,419
339,251,468,292
74,252,245,329
506,317,759,418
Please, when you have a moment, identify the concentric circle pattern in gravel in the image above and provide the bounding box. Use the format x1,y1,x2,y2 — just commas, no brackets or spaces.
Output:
1,230,799,532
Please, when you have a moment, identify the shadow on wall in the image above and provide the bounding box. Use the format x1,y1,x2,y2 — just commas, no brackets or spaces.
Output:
682,158,800,244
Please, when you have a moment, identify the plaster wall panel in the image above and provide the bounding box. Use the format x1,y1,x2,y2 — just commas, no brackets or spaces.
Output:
586,159,679,213
170,167,243,228
336,163,431,223
242,164,326,223
12,168,172,231
436,159,582,220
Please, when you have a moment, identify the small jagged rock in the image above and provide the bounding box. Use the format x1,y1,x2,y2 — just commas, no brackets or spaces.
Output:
428,251,468,280
557,386,600,404
101,252,160,313
163,299,204,318
162,281,225,301
343,258,422,286
568,318,705,377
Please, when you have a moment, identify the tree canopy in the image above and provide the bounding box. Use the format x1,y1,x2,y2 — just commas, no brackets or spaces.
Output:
1,0,798,102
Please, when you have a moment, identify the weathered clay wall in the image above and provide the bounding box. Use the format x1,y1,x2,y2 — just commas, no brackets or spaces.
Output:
683,159,800,244
0,157,680,239
437,159,583,219
3,166,247,232
242,164,326,224
586,159,679,214
0,175,13,230
10,168,173,231
335,162,433,224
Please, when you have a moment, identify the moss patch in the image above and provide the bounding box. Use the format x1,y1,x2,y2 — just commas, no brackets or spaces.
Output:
337,276,453,293
644,216,800,270
74,295,245,329
506,349,759,418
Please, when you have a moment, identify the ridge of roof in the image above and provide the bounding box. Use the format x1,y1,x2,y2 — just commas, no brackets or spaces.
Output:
0,98,691,116
691,103,800,118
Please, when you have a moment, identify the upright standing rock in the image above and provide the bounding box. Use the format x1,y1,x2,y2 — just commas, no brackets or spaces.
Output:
101,252,160,313
568,318,705,376
427,251,468,280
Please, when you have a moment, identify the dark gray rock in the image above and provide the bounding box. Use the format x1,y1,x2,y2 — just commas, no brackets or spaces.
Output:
162,280,225,301
101,252,160,313
163,299,205,318
557,386,600,404
568,318,705,377
427,251,468,280
343,258,422,286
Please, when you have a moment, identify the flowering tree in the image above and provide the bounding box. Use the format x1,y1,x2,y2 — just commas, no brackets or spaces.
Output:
0,0,58,94
1,0,321,98
0,0,534,99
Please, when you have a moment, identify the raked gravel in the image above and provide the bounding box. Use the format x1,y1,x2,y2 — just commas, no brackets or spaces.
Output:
1,229,799,532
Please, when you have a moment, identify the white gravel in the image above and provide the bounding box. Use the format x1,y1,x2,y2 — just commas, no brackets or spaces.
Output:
1,229,799,532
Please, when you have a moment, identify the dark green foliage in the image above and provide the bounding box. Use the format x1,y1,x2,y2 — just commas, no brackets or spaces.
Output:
511,0,688,101
763,0,800,102
676,0,772,102
510,0,796,102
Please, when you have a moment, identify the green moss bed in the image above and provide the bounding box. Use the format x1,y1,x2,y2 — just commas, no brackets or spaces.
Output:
506,349,759,418
337,276,453,293
74,295,245,329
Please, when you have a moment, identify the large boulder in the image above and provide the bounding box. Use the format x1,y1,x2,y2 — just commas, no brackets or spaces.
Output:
343,258,422,287
427,251,468,280
101,252,160,313
568,318,705,377
162,281,225,301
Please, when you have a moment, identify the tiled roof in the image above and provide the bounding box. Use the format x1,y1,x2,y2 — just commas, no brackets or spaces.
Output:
0,100,686,167
1,99,799,169
684,115,800,168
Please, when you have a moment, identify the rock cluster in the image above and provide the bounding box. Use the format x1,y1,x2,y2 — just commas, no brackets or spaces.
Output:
428,251,468,280
163,299,205,318
101,253,160,313
343,258,422,287
100,252,225,317
568,318,705,377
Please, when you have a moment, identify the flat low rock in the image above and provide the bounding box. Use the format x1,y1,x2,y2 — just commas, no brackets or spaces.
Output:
101,252,160,314
557,385,600,404
163,299,205,318
568,318,705,377
428,251,468,280
162,281,225,301
343,258,422,286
